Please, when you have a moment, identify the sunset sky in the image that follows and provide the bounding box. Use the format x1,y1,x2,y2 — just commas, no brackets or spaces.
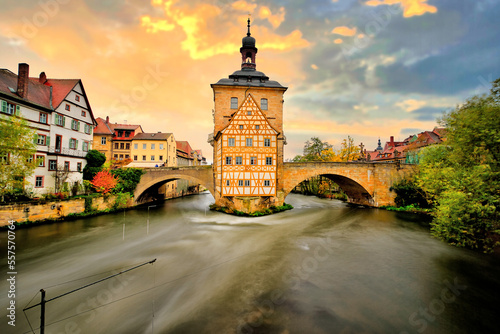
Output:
1,0,499,162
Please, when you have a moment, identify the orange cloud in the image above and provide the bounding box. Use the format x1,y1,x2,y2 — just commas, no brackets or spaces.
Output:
334,38,343,44
311,64,319,70
331,26,357,36
259,6,286,28
232,0,258,12
396,99,426,112
141,16,175,33
365,0,437,17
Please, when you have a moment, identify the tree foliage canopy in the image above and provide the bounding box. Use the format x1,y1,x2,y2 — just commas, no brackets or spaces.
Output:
417,79,500,252
83,149,106,181
0,114,37,199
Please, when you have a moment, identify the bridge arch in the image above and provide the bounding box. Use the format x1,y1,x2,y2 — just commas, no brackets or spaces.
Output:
134,167,214,204
284,172,374,206
282,162,404,207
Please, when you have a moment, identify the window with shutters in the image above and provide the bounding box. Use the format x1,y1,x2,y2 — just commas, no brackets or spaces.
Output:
36,155,45,167
69,138,77,150
77,162,82,172
71,119,79,131
55,114,64,126
1,101,19,115
82,141,89,152
37,134,46,146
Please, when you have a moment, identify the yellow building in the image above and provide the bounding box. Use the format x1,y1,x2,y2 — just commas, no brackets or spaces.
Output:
93,117,113,161
210,19,287,211
130,132,177,167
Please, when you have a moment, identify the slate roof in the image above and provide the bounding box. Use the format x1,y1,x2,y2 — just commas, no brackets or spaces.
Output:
212,68,287,89
0,69,52,110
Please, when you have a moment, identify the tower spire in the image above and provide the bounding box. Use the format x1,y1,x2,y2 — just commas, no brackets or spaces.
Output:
240,16,257,70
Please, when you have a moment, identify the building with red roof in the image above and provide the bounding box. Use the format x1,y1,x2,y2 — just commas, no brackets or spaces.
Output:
0,63,96,195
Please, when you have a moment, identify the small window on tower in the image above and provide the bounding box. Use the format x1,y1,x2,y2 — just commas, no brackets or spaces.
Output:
261,98,268,110
231,97,238,109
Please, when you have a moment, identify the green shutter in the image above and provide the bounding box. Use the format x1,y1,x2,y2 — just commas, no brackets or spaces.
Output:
46,136,50,147
76,140,79,150
77,121,81,131
1,100,6,113
33,134,38,144
15,105,21,116
69,138,72,148
62,116,66,127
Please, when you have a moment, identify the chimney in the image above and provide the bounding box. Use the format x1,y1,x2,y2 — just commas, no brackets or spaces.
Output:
17,63,29,99
390,136,394,144
106,116,109,124
38,72,47,84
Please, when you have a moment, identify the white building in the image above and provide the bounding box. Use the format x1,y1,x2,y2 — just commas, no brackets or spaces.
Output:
0,63,96,196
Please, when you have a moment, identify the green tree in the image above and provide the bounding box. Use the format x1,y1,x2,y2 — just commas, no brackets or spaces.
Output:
83,149,106,181
0,114,37,201
418,80,500,252
110,168,145,194
302,137,333,161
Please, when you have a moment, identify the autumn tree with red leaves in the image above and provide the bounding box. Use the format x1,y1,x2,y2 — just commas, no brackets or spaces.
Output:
90,170,119,194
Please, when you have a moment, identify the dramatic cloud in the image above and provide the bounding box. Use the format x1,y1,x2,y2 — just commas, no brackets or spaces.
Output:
0,0,498,160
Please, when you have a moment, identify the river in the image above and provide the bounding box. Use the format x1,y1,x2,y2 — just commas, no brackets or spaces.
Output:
1,192,499,334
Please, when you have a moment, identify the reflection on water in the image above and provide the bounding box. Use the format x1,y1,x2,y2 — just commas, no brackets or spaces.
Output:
1,193,499,334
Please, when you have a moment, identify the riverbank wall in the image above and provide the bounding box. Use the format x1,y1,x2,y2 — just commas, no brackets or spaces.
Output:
0,189,201,227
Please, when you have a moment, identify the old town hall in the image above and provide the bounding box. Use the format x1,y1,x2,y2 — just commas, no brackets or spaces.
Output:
209,19,288,212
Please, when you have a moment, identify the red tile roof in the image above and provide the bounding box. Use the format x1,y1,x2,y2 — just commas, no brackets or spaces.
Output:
94,117,114,135
176,141,193,158
133,132,173,140
43,78,79,109
0,69,52,110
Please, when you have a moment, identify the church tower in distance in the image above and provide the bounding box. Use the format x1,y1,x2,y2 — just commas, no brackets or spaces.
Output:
209,18,288,213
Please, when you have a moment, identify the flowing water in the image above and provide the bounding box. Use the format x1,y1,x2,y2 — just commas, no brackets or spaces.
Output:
1,192,499,334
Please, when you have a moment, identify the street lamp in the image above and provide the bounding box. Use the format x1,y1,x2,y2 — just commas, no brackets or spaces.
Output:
147,205,156,234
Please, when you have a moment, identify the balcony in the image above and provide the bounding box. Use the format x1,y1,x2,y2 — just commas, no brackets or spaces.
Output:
47,146,87,158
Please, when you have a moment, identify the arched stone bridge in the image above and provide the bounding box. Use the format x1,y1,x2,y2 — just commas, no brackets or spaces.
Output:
134,162,412,207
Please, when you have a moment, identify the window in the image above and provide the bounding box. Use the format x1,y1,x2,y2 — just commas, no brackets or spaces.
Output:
250,157,257,165
84,124,91,134
225,156,232,165
126,143,130,150
26,155,33,164
64,161,70,171
114,154,118,159
143,144,147,149
151,144,155,150
230,97,238,109
55,114,64,126
159,144,164,150
82,141,89,152
244,180,250,187
101,137,106,145
266,157,273,165
239,125,244,130
159,155,163,161
71,119,79,131
246,138,253,147
261,98,268,110
125,131,130,138
69,138,77,150
228,138,235,147
134,144,138,149
0,153,9,164
235,156,242,165
36,155,45,167
226,180,230,186
37,134,46,146
247,111,251,115
75,95,80,102
120,143,124,149
118,131,123,137
125,154,129,159
238,180,243,186
49,160,57,171
81,110,86,117
35,176,44,188
264,180,270,187
39,113,47,124
142,155,146,161
114,143,119,149
255,125,260,130
77,162,82,172
264,138,271,147
151,155,155,161
134,155,138,161
119,154,123,160
1,101,17,115
65,104,70,111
